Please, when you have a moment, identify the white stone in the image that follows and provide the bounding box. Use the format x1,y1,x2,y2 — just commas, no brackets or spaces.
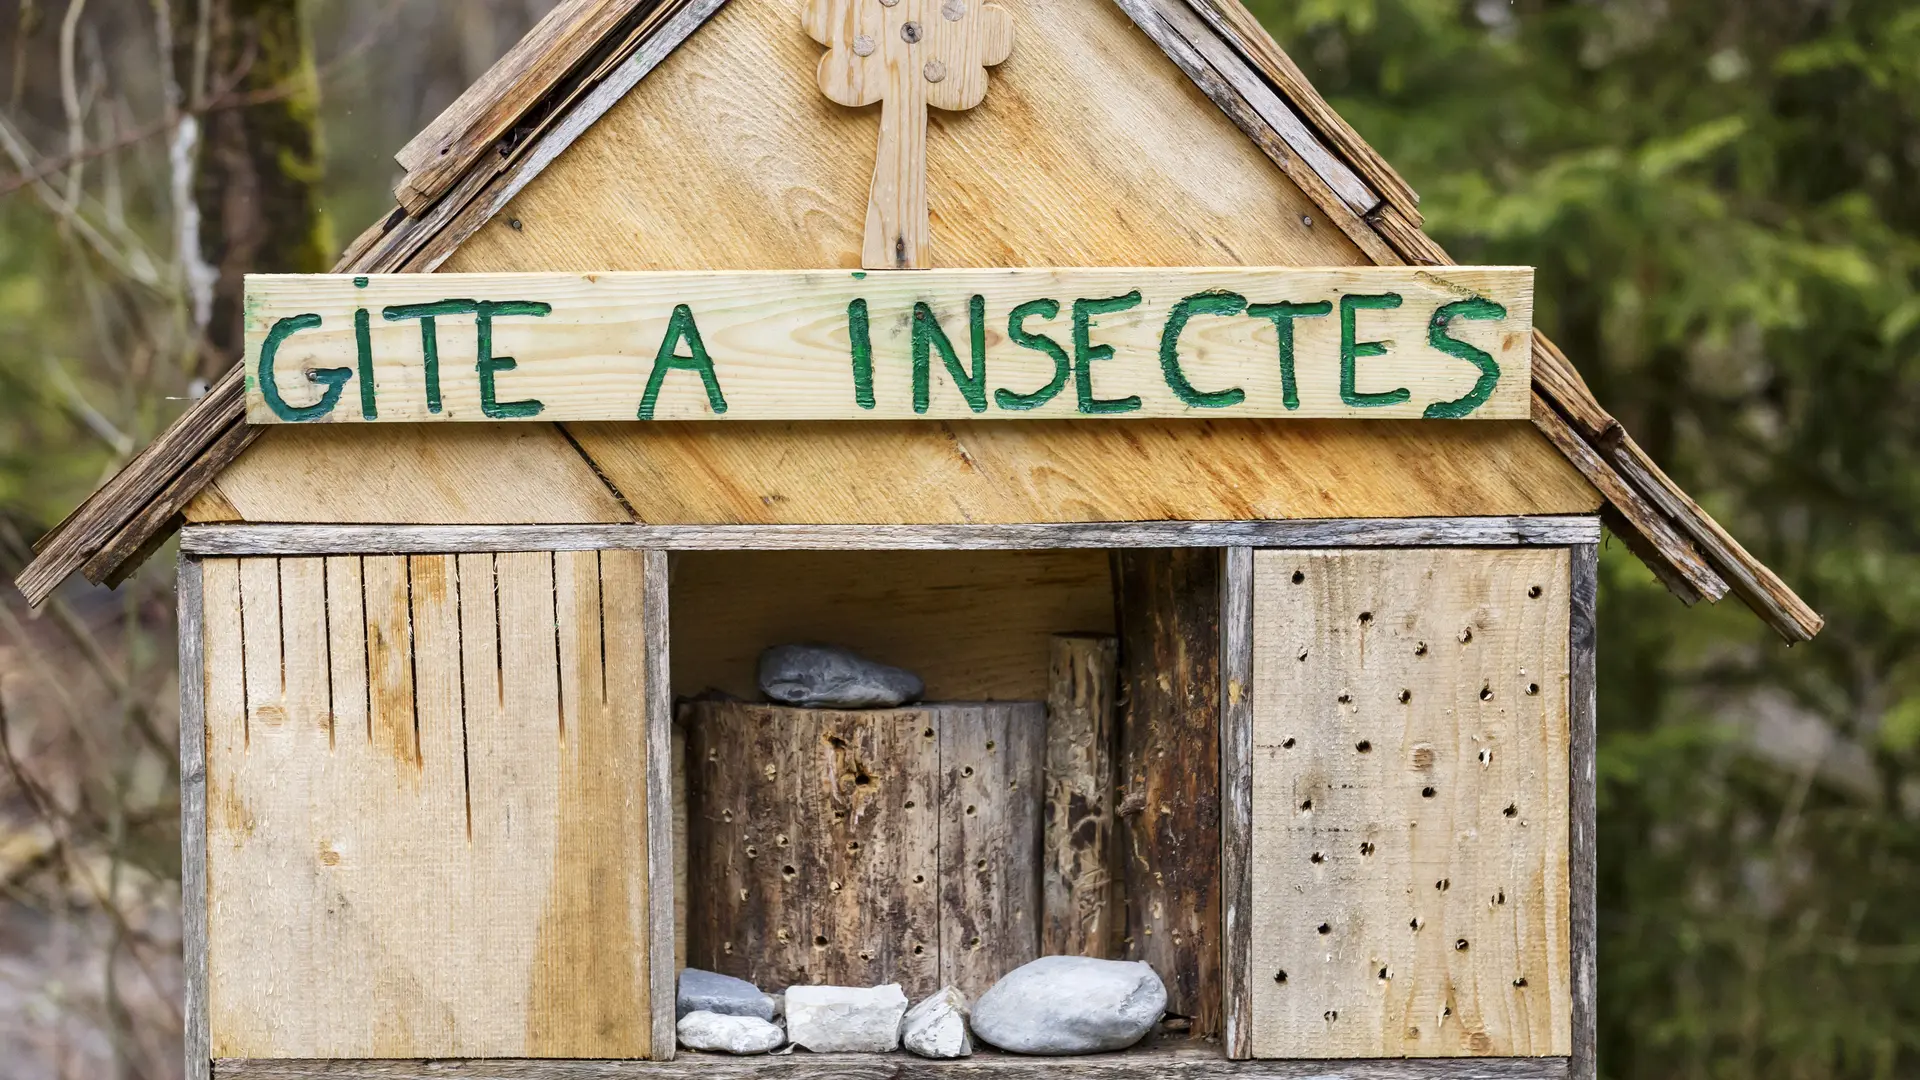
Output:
969,956,1166,1055
784,983,909,1053
677,1010,785,1054
902,985,972,1059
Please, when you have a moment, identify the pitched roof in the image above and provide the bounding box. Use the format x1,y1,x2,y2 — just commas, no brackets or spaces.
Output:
12,0,1823,642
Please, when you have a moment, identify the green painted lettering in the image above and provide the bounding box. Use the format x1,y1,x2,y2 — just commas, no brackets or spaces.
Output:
1072,292,1143,414
1339,292,1409,408
1246,300,1332,410
912,297,988,414
385,299,483,414
1160,290,1249,408
257,313,350,422
353,308,378,419
639,303,728,420
1422,298,1506,418
475,300,551,419
994,298,1070,411
848,298,875,409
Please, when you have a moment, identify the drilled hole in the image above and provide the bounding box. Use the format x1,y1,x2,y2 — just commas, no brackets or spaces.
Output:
962,765,975,778
1310,852,1325,864
1414,641,1428,656
1409,916,1423,930
1480,684,1494,701
848,841,861,852
1528,585,1543,599
1274,970,1288,984
913,944,926,955
829,736,849,749
855,771,872,786
1455,938,1470,951
1460,627,1474,644
1317,923,1332,935
976,859,987,870
1324,1010,1338,1022
1398,689,1412,704
1359,611,1374,625
985,740,996,751
1479,749,1493,765
1283,738,1297,749
1291,570,1305,584
1436,878,1450,891
1421,786,1436,798
782,864,797,877
966,804,977,815
1360,841,1376,855
1495,889,1507,905
1513,976,1529,988
1378,967,1390,980
904,800,916,809
1337,692,1352,704
912,874,926,884
923,728,935,739
1504,803,1519,818
1356,740,1372,753
1526,683,1540,696
1300,798,1313,811
814,935,829,946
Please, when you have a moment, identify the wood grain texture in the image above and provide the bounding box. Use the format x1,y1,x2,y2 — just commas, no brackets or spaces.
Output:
566,419,1599,526
216,1049,1573,1080
182,517,1604,556
1219,547,1255,1059
1568,547,1596,1080
1115,549,1223,1037
244,268,1532,424
393,0,651,211
440,0,1366,275
683,702,942,994
939,701,1045,995
1042,634,1120,959
178,557,210,1080
1248,549,1572,1059
200,423,632,524
683,701,1042,999
669,549,1114,702
203,552,653,1058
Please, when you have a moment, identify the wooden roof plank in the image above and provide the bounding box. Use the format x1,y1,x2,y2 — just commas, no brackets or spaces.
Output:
394,0,653,213
1111,0,1402,265
1185,0,1422,224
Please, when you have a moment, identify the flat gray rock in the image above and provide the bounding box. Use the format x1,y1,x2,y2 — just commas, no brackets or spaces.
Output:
758,645,924,709
969,956,1166,1055
902,985,972,1059
677,1011,785,1054
678,968,776,1021
784,983,909,1052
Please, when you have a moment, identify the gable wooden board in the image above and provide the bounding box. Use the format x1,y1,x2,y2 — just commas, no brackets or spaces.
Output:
440,0,1368,275
1248,548,1572,1059
243,269,1532,424
186,419,1600,526
202,552,654,1058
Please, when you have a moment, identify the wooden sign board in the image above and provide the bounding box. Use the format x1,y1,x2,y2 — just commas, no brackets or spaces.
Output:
242,268,1533,424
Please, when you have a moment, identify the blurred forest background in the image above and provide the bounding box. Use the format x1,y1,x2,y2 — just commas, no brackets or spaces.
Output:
0,0,1914,1078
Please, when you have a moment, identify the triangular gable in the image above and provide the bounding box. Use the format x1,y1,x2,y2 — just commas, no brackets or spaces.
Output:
13,0,1821,642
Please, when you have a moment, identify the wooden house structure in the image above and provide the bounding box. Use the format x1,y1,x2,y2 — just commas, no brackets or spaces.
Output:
16,1,1822,1079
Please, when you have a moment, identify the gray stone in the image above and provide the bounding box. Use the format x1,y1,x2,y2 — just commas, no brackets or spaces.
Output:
677,1011,785,1054
784,983,909,1052
758,644,924,709
902,985,972,1059
969,956,1166,1055
678,968,776,1021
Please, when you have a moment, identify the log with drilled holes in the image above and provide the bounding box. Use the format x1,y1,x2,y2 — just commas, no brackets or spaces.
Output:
1042,633,1120,958
683,701,1043,1000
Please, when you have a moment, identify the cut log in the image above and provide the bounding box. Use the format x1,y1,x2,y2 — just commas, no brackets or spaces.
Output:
1042,634,1120,958
683,701,1042,1000
1113,550,1222,1037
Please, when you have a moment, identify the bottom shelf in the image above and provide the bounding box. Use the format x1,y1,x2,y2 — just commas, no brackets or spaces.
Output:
215,1045,1570,1080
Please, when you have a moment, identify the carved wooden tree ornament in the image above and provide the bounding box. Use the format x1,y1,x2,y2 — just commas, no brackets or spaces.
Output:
803,0,1014,269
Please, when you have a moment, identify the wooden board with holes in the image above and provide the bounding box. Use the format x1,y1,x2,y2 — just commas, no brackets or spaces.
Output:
202,551,654,1058
242,268,1532,424
1248,548,1572,1059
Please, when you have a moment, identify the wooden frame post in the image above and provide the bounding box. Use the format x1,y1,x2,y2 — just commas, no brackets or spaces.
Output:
1569,544,1598,1080
1219,547,1256,1059
178,555,211,1080
645,549,678,1059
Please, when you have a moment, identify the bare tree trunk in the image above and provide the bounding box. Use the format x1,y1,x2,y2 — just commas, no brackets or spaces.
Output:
177,0,331,377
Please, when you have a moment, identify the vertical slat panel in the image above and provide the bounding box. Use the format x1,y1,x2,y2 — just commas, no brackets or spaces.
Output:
204,549,657,1058
1248,548,1572,1059
640,548,676,1060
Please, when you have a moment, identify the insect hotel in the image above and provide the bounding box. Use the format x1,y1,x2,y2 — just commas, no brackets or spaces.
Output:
17,0,1822,1077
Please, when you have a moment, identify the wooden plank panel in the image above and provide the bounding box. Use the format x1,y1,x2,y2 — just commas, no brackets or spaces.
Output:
218,1049,1573,1080
669,549,1114,702
244,268,1533,424
567,420,1599,527
939,702,1045,996
202,423,632,525
1248,549,1572,1059
441,0,1365,276
204,551,654,1057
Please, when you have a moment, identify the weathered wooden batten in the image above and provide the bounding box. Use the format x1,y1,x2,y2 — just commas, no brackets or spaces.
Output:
17,1,1819,1080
